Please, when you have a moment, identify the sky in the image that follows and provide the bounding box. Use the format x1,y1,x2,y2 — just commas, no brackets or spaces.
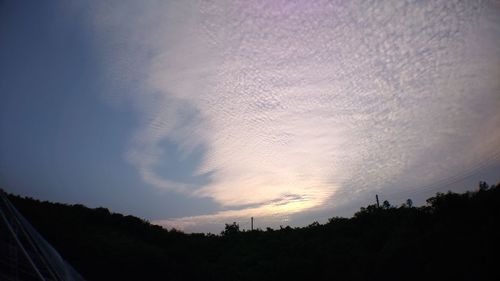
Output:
1,0,499,233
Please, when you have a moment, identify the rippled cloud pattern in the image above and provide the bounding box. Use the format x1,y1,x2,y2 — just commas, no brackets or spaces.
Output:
86,0,500,231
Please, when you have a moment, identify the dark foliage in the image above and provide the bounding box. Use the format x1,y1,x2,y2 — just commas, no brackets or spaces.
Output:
6,182,500,281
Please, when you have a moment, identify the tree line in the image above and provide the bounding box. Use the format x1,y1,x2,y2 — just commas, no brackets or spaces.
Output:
5,181,500,281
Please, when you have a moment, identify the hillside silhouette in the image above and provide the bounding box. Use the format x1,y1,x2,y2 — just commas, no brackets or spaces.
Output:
5,182,500,281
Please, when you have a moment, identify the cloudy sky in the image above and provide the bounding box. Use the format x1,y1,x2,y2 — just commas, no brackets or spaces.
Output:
1,0,499,233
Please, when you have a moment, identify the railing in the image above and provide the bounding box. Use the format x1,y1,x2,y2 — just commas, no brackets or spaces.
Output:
0,189,86,281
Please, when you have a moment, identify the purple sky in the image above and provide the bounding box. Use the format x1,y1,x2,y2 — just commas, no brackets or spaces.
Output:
1,0,499,233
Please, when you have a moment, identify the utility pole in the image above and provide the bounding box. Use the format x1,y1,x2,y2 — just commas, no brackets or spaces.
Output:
376,194,380,208
251,217,254,231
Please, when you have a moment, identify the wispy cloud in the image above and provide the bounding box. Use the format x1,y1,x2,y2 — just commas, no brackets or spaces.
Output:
84,0,500,231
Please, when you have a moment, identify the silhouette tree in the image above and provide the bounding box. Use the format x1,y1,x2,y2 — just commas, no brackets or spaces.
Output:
308,221,320,228
4,182,499,281
478,181,489,191
221,222,240,236
382,200,391,209
406,198,413,208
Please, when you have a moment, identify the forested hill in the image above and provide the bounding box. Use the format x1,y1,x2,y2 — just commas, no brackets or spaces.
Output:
6,182,500,281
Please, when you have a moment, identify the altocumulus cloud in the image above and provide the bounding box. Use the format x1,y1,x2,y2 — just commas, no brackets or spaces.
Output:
82,0,500,231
